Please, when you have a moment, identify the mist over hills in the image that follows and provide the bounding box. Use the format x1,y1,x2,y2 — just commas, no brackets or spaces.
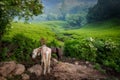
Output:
30,0,97,22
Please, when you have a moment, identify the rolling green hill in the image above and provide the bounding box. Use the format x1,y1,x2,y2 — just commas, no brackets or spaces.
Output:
3,21,66,42
3,19,120,43
63,19,120,42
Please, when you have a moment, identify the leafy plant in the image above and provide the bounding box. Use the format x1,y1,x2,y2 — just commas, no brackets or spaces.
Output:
64,37,120,72
0,34,39,63
65,14,83,28
0,0,43,40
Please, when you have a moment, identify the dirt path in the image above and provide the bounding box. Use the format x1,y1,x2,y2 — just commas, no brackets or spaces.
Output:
0,58,120,80
26,58,108,80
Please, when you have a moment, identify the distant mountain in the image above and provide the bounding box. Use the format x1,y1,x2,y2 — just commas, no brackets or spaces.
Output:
87,0,120,23
42,0,97,14
30,0,98,22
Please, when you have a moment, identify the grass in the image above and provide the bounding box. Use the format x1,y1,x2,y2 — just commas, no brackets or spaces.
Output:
3,21,66,42
3,19,120,43
63,19,120,41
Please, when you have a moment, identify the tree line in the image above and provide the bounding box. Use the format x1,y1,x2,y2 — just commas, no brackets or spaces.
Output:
87,0,120,23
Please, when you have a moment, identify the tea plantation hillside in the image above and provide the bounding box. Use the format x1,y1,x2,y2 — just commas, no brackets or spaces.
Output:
3,19,120,43
1,21,66,63
62,19,120,42
61,19,120,73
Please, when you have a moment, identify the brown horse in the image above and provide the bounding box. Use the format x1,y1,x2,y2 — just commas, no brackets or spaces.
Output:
51,47,62,60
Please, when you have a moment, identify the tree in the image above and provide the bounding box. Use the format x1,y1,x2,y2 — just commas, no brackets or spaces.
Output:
59,0,66,20
87,0,120,23
65,14,83,28
0,0,43,40
46,13,58,20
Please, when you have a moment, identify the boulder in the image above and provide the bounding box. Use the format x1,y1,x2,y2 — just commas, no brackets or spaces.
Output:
51,58,59,69
52,62,106,80
52,62,81,80
0,61,16,77
52,58,58,64
28,64,42,76
21,74,30,80
13,64,25,75
0,76,6,80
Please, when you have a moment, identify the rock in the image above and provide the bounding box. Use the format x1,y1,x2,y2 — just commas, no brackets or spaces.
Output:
53,62,77,73
0,76,6,80
51,58,58,67
52,58,58,63
52,62,107,80
74,61,79,65
28,64,42,76
52,62,81,80
0,61,16,77
88,64,94,68
13,64,25,75
85,61,89,64
21,74,30,80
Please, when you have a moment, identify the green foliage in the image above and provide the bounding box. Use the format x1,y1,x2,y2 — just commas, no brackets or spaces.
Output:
64,19,120,41
3,22,56,42
0,0,43,40
12,34,40,62
46,13,59,20
1,19,120,73
7,75,21,80
1,47,8,61
65,14,83,28
64,37,120,72
94,63,106,74
47,39,59,47
0,34,39,63
87,0,120,23
64,38,97,62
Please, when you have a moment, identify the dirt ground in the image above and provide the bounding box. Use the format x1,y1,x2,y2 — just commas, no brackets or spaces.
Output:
23,57,120,80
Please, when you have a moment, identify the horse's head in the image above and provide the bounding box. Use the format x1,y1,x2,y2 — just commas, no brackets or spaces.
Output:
32,48,41,59
51,47,63,60
51,47,57,53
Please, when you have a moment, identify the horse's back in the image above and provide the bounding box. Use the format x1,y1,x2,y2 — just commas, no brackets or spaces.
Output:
42,45,51,54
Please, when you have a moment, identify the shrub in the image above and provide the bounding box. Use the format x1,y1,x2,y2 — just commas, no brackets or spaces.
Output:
64,37,120,72
65,14,83,28
64,38,97,62
0,34,40,63
47,39,59,47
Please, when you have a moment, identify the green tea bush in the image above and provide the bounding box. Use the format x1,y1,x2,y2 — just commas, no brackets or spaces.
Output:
12,34,40,62
64,37,120,72
0,34,40,63
0,47,8,61
47,39,59,47
64,38,97,62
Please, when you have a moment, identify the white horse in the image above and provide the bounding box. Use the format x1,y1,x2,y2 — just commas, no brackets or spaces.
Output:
32,45,51,75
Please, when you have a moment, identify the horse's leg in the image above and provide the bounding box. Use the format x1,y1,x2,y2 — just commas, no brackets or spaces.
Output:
41,52,44,68
56,49,60,60
58,48,62,60
47,52,51,73
43,63,47,75
43,55,47,75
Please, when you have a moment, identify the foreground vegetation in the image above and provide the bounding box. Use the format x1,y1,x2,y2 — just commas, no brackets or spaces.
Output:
61,19,120,72
0,19,120,73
